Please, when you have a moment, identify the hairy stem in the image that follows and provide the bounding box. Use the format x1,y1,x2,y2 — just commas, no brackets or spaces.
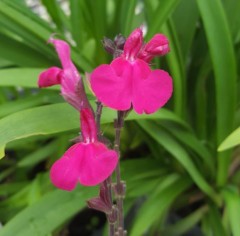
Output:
114,111,126,236
95,101,116,236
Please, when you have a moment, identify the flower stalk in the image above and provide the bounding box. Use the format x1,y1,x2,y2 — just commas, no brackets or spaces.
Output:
38,27,172,236
113,111,127,235
94,100,117,236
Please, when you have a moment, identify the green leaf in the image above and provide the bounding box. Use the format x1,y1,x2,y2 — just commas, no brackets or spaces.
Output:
0,68,54,88
138,120,219,203
70,0,86,48
196,0,237,185
164,124,215,174
222,187,240,236
145,0,181,39
172,0,199,60
162,21,185,117
0,93,59,118
130,174,191,236
162,205,208,235
41,0,70,32
120,0,138,35
0,187,97,236
0,33,53,67
0,103,186,158
218,126,240,151
17,140,58,167
0,1,56,58
0,182,27,196
201,205,227,236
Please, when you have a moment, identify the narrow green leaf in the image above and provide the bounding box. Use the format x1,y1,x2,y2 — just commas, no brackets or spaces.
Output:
0,2,56,58
0,93,59,118
196,0,237,185
120,0,137,35
172,0,199,60
0,182,27,196
131,174,191,236
222,0,240,41
145,0,180,39
0,187,97,236
0,68,52,88
201,205,227,236
2,0,53,31
162,205,208,235
222,187,240,236
162,21,185,117
138,120,219,203
18,140,58,167
194,55,212,139
164,124,215,174
218,126,240,151
0,103,185,158
70,0,85,48
41,0,69,32
0,33,53,67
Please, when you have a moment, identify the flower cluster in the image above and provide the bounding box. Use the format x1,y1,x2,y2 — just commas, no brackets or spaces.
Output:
38,39,118,191
38,28,173,191
90,28,173,114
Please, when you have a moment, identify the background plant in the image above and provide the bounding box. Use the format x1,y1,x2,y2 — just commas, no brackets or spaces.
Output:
0,0,240,235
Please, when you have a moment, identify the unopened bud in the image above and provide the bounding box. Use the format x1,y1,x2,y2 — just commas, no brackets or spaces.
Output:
138,34,170,62
102,37,115,54
114,34,126,50
87,197,111,213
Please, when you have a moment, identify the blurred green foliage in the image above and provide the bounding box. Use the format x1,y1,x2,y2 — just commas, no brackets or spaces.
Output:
0,0,240,235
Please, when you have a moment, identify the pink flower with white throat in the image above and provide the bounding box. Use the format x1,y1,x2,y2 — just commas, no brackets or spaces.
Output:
90,28,173,114
38,39,118,191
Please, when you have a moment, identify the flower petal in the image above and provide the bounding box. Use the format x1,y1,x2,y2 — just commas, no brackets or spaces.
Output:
90,58,132,110
132,69,173,114
123,28,143,60
79,142,118,186
50,144,82,191
80,108,97,143
38,67,62,88
50,142,118,190
48,38,91,111
48,38,80,98
48,38,72,70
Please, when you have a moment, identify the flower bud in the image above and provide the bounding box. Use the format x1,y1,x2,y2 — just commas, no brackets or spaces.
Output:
87,197,111,213
102,37,115,55
138,34,170,62
114,34,126,50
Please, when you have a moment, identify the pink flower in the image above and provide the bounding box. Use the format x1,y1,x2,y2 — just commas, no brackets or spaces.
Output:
38,39,118,191
90,28,173,114
50,107,118,191
38,38,87,110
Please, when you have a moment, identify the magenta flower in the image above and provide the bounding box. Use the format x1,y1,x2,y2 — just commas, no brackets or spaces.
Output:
90,28,173,114
38,39,118,191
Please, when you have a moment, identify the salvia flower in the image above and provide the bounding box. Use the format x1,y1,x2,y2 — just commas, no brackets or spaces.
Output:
90,28,173,114
38,39,118,191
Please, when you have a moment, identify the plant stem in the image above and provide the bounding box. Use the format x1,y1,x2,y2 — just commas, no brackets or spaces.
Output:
96,100,103,137
114,111,126,236
95,101,116,236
